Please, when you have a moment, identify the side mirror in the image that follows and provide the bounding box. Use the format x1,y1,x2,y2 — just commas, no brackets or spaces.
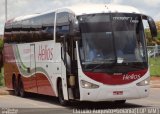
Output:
147,16,157,37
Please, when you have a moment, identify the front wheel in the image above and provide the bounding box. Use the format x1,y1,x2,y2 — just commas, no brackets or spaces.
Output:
58,80,68,106
114,100,126,104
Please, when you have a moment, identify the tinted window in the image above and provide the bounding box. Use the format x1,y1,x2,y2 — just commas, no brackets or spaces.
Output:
41,26,54,41
5,12,55,44
56,12,70,42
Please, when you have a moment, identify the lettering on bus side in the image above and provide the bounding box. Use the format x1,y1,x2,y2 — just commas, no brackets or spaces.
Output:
38,45,53,61
123,74,141,80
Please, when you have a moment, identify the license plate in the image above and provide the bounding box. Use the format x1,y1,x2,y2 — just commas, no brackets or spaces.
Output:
113,91,123,95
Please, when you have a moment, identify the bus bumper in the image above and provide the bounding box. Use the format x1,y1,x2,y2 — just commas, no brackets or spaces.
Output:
79,85,150,102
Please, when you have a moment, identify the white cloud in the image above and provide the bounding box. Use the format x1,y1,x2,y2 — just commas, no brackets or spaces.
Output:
111,0,123,4
144,0,160,7
154,12,160,21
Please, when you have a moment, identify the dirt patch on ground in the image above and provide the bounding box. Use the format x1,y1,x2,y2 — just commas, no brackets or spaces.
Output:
151,76,160,81
0,87,13,95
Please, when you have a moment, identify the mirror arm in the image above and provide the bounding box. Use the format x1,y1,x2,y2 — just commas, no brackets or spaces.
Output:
142,15,157,38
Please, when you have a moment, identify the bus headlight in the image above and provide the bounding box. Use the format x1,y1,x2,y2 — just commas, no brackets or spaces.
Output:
136,77,150,86
80,80,99,89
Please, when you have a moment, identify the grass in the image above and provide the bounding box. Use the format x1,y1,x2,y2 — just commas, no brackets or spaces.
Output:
0,68,4,87
157,31,160,40
149,56,160,77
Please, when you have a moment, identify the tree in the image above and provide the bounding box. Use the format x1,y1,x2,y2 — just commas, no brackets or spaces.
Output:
0,36,3,86
0,37,3,72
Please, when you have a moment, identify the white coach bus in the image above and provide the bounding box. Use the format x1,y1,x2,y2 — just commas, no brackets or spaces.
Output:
3,4,157,105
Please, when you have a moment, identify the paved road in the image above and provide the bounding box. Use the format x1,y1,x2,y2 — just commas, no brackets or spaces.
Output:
0,88,160,114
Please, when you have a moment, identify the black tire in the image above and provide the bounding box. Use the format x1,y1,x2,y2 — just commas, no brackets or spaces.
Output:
19,78,25,97
58,80,68,106
114,100,126,104
13,78,19,96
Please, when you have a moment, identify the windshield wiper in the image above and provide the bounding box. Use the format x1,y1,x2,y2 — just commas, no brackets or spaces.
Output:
90,62,105,72
89,59,117,72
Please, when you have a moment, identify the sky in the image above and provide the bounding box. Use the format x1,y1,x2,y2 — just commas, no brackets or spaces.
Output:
0,0,160,34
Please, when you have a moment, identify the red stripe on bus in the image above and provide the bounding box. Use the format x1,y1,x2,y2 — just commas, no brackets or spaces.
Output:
84,69,147,85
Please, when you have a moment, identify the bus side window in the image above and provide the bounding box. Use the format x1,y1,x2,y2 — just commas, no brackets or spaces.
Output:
4,28,12,43
56,25,69,34
41,26,54,41
11,33,14,43
13,28,22,43
56,12,69,42
33,28,41,42
29,29,33,42
12,32,17,43
21,28,29,43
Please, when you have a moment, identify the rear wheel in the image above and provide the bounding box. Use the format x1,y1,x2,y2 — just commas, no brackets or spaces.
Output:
13,78,19,96
58,80,68,106
19,78,25,97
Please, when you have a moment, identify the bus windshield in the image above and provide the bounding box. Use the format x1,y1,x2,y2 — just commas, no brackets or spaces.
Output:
78,13,148,72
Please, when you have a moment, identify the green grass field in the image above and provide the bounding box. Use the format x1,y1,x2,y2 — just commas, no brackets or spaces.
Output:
149,56,160,77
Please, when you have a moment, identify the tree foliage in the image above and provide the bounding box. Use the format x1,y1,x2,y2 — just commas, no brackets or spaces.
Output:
0,38,3,50
0,37,3,86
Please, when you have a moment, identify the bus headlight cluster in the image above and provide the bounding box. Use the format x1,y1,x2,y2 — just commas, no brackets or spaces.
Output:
136,77,150,86
80,80,99,89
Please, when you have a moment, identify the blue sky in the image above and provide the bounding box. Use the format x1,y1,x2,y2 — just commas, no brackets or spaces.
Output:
0,0,160,34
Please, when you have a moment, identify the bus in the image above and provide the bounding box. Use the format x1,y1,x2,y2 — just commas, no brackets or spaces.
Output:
3,4,157,105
